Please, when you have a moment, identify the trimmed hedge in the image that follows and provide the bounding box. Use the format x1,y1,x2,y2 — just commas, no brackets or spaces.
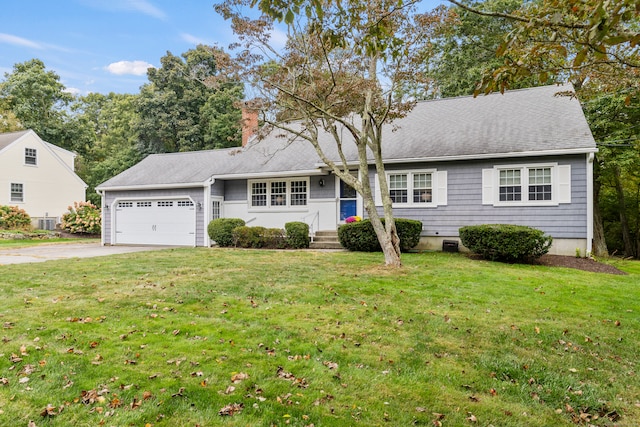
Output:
0,205,31,230
233,226,287,249
285,221,310,249
459,224,552,262
338,218,423,252
208,218,245,247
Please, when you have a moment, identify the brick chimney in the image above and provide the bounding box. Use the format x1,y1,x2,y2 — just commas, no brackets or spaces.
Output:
241,101,259,147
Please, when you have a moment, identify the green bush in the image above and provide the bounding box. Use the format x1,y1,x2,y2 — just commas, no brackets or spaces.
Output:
263,228,287,249
0,205,32,230
459,224,553,263
338,218,423,252
208,218,245,247
285,222,310,249
233,226,286,249
61,202,101,234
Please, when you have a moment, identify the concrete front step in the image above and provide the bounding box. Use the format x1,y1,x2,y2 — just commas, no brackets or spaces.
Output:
310,230,343,250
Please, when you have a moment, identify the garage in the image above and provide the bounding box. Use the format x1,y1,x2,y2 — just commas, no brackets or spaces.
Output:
113,199,196,246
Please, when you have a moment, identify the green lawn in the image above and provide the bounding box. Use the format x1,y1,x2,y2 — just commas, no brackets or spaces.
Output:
0,249,638,426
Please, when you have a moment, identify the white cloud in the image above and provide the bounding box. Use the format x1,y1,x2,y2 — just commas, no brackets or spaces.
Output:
180,33,212,46
0,33,43,49
63,87,82,96
106,60,154,76
130,0,167,20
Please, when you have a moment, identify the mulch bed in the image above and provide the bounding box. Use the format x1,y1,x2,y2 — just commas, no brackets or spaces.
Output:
533,254,627,275
467,253,627,275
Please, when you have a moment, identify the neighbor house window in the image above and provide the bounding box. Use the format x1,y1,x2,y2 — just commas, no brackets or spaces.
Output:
25,148,37,165
11,183,24,202
499,167,553,202
249,178,309,208
483,163,571,206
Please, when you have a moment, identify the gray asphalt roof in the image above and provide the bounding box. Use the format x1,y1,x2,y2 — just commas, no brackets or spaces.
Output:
97,84,597,189
0,130,30,151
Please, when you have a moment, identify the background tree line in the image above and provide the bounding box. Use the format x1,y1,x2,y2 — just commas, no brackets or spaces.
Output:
1,0,637,259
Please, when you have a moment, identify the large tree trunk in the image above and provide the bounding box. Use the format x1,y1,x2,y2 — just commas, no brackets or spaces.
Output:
613,165,635,257
592,175,609,257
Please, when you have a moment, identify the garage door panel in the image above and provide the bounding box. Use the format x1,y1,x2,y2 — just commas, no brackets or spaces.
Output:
114,200,196,246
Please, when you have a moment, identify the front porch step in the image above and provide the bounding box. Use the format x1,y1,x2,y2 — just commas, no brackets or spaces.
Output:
309,230,343,250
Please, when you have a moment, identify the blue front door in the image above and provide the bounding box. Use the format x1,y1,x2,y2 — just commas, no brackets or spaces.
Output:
339,178,357,221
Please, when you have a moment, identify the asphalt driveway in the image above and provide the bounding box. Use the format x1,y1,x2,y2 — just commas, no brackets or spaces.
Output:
0,242,173,265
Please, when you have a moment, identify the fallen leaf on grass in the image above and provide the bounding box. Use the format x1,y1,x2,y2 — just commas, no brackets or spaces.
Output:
231,372,249,383
40,404,62,417
218,402,243,416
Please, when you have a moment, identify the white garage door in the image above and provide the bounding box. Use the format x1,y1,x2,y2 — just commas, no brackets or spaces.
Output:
114,199,196,246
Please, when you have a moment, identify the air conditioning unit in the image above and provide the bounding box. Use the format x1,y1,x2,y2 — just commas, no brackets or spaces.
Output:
38,218,56,230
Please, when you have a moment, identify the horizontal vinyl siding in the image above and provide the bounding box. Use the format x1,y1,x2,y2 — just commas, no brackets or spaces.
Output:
372,155,589,239
103,187,205,245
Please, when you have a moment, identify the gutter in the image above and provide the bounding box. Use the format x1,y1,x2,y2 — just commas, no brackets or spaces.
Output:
313,147,599,168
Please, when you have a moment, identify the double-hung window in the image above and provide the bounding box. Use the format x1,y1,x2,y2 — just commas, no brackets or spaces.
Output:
25,148,37,165
380,169,446,207
484,163,570,206
249,179,308,209
11,183,24,202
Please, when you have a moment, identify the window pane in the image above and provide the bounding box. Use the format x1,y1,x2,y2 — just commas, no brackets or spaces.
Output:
290,180,307,206
389,174,407,190
271,181,287,206
251,182,267,206
10,183,23,202
25,148,37,165
529,168,551,184
499,186,521,201
413,173,432,203
499,169,520,185
529,184,552,200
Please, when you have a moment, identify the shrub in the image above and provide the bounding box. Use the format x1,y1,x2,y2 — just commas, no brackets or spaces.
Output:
233,226,286,249
285,222,310,249
338,218,423,252
459,224,553,263
207,218,245,247
233,226,266,248
0,205,32,230
61,202,101,234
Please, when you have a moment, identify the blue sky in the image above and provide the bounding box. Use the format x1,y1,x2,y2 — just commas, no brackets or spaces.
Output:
1,0,444,96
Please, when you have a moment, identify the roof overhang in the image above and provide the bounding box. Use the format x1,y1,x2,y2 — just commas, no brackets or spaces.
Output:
314,147,598,168
96,181,208,191
212,168,325,180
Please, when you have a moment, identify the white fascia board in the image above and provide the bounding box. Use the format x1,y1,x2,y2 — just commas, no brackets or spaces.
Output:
96,181,208,191
212,169,325,180
313,147,599,168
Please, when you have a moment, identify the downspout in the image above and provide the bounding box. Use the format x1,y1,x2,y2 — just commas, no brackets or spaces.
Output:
204,177,215,247
586,153,594,256
96,189,106,246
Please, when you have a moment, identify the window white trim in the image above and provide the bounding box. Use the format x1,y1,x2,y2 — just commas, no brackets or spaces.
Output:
375,169,447,207
24,148,37,166
482,163,571,206
10,182,24,203
247,178,309,211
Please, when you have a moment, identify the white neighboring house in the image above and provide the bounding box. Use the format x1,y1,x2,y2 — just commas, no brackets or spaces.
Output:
0,130,87,229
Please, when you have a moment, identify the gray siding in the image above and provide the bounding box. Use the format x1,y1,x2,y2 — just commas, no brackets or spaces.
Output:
371,154,589,239
221,175,336,201
103,187,206,245
224,180,247,201
211,180,225,197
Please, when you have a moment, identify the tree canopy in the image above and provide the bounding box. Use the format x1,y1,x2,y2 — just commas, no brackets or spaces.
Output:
215,0,449,266
136,45,244,154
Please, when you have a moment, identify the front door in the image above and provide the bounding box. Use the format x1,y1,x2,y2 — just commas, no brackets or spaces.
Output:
339,177,357,222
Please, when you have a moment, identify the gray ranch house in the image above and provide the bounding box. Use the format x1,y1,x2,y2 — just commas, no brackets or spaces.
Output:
96,84,597,255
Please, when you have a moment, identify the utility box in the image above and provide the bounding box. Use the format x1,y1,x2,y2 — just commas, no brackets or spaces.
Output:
442,240,459,252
